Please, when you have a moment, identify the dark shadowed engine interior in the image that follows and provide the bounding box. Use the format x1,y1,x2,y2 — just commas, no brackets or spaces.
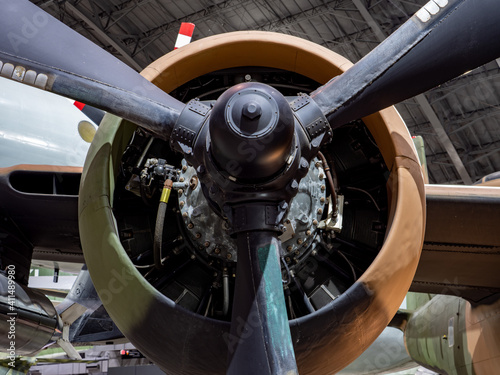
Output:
113,67,389,321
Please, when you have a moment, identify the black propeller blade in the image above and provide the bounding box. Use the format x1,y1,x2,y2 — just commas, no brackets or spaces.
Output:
311,0,500,127
0,0,184,139
227,231,298,375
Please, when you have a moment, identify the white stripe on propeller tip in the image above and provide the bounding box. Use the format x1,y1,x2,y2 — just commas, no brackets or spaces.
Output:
174,22,195,49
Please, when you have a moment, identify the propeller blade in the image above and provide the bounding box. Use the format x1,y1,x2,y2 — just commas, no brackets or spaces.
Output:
311,0,500,127
227,231,298,375
0,0,184,139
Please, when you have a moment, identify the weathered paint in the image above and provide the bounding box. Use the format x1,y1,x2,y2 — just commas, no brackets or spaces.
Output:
227,235,298,375
405,295,500,375
79,31,425,374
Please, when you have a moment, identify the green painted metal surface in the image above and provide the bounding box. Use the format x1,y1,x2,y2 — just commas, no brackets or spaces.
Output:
405,295,475,375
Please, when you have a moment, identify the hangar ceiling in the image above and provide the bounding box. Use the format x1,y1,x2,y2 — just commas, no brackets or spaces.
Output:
31,0,500,185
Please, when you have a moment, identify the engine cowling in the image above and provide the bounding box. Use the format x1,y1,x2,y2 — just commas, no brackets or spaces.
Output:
405,295,500,374
79,31,425,374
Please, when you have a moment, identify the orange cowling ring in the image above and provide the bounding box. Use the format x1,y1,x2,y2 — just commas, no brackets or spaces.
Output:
79,31,425,374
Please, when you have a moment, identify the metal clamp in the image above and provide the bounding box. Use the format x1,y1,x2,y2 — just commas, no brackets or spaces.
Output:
170,99,210,155
290,93,331,143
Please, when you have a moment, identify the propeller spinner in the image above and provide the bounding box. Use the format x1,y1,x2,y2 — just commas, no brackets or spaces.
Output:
209,82,295,181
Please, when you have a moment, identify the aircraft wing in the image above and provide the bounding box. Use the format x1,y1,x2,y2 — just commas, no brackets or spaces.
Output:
412,184,500,303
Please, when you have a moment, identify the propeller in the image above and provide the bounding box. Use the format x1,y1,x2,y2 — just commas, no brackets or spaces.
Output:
311,0,500,127
227,231,298,375
0,0,184,139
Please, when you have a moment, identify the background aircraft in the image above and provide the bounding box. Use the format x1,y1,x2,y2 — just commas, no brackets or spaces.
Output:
1,0,500,374
0,77,95,168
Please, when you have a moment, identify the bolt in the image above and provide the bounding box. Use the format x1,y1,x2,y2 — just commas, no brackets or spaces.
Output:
285,257,291,263
317,208,323,215
179,177,185,182
311,250,317,256
321,185,326,191
320,197,325,203
297,238,303,245
178,189,184,196
182,165,187,172
313,219,318,226
306,230,311,236
287,245,293,252
319,173,324,180
182,212,188,218
315,161,322,168
195,233,201,239
187,223,194,229
189,176,199,190
294,250,300,256
226,253,232,260
179,201,185,208
191,254,196,260
242,101,262,119
204,241,210,248
214,248,221,254
299,213,309,224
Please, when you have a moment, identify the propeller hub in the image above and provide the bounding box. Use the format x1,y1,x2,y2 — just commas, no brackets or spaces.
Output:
209,82,294,181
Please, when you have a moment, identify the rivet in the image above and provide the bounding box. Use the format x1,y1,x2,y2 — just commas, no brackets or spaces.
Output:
187,223,194,229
